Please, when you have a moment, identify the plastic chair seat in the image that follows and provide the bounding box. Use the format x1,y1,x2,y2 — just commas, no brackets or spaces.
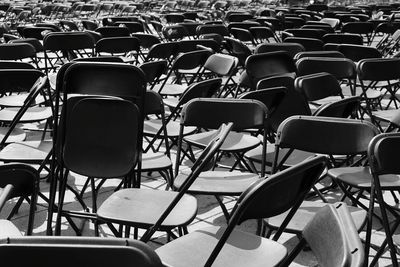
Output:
0,126,26,143
0,220,22,238
97,188,197,228
162,97,179,108
245,144,315,166
155,226,287,267
0,140,52,162
174,170,259,195
153,84,186,96
0,107,52,123
265,201,366,233
139,152,172,171
328,166,400,189
372,109,399,123
0,94,46,107
184,131,261,152
144,119,196,137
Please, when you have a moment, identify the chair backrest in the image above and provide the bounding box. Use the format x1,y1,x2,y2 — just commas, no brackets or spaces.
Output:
294,51,344,60
95,36,140,54
284,37,324,51
146,42,178,61
255,42,305,58
357,58,400,81
203,53,238,76
276,116,379,155
303,203,365,267
139,60,168,86
257,74,311,132
296,57,356,80
368,132,400,176
0,164,39,201
338,44,382,62
245,51,296,89
62,62,146,107
295,72,342,101
170,49,211,71
62,97,140,178
322,33,363,45
178,78,222,105
0,69,44,94
0,237,163,267
313,96,360,118
0,43,36,60
206,155,327,266
43,31,95,51
181,98,267,131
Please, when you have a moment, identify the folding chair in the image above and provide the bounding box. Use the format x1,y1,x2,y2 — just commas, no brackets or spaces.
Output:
50,62,147,236
174,98,266,219
97,123,232,240
224,37,252,68
156,155,327,267
153,50,211,97
198,53,239,97
265,116,371,244
143,78,221,153
245,51,297,91
363,133,400,266
294,72,345,108
0,70,51,148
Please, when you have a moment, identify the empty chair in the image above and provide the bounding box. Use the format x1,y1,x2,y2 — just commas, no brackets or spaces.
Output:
156,155,327,267
294,51,345,60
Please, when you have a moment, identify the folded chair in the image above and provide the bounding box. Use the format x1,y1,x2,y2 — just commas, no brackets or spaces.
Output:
50,62,147,236
156,155,327,267
282,203,365,267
